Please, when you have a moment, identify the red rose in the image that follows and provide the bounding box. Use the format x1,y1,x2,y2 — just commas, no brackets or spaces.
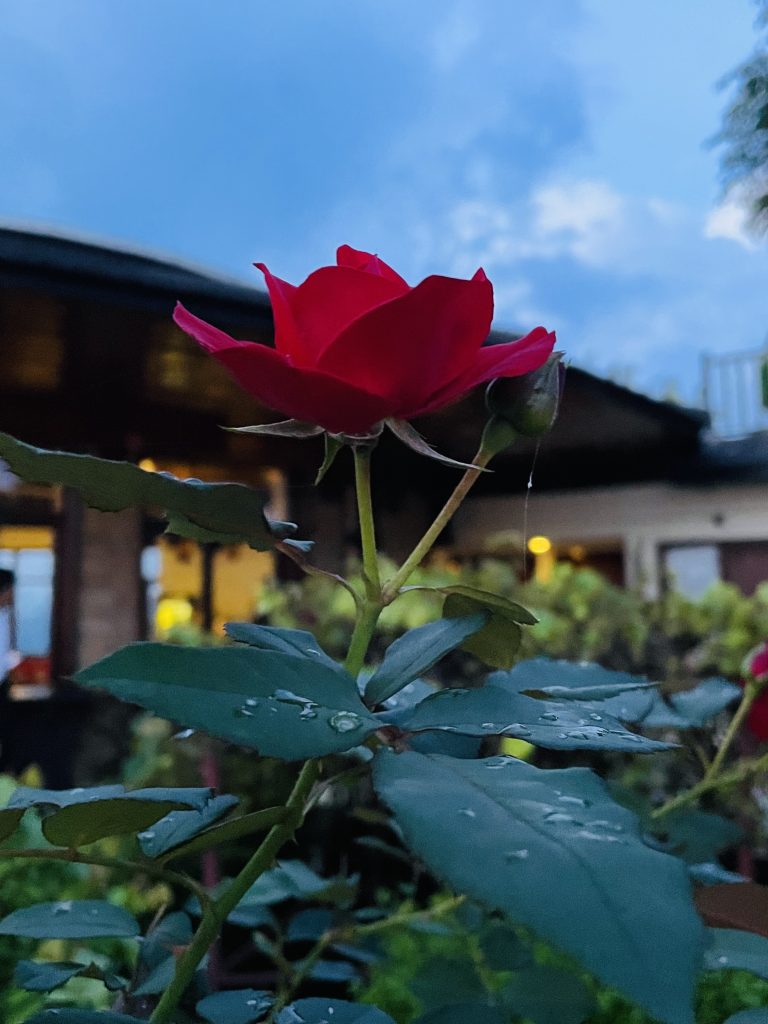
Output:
745,641,768,683
741,642,768,740
174,245,555,435
748,692,768,741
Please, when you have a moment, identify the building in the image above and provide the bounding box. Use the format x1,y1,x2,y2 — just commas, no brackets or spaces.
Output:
1,222,767,706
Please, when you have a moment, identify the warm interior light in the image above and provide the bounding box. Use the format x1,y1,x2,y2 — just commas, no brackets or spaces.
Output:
138,458,158,473
527,535,552,555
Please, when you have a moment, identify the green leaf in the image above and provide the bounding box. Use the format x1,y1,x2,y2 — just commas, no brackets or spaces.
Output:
0,432,287,550
146,805,286,862
133,955,177,996
15,960,90,992
225,622,338,669
642,677,742,728
0,807,26,841
23,1014,143,1024
439,586,538,625
373,750,703,1024
648,808,744,864
478,921,533,971
136,911,193,990
364,614,489,706
137,794,239,857
393,683,672,752
443,594,521,669
75,644,380,760
496,659,656,706
409,957,486,1011
278,1000,396,1024
703,928,768,978
414,1005,506,1024
0,900,140,939
286,908,334,942
197,989,274,1024
500,966,596,1024
43,796,197,847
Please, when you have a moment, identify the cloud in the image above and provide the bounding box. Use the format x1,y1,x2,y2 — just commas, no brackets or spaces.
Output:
704,190,758,250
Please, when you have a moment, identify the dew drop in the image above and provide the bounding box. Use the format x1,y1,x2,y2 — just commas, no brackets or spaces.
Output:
558,795,590,808
70,787,85,794
245,697,260,707
619,732,642,743
590,819,624,833
484,757,508,769
505,848,530,861
716,954,729,965
53,901,73,915
458,807,477,818
173,728,196,740
589,713,603,721
235,706,255,718
138,830,156,840
539,712,559,722
544,811,579,825
329,711,362,733
299,707,318,720
480,722,497,730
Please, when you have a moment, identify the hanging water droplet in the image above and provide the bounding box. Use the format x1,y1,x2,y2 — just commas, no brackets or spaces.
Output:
505,848,530,861
459,807,476,818
329,711,362,733
173,728,196,740
539,712,558,722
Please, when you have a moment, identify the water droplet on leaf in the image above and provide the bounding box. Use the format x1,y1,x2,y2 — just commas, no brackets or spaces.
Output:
329,711,362,733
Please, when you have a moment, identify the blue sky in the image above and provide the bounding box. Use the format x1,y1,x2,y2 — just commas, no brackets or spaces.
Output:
2,0,767,403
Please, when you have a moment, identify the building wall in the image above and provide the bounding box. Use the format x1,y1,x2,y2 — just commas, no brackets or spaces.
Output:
454,480,768,597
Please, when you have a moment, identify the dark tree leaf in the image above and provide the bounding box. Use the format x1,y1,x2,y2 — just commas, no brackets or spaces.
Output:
278,999,396,1024
648,809,744,864
414,1005,506,1024
479,921,533,971
15,960,92,992
439,586,538,625
137,794,239,858
500,966,596,1024
0,900,140,939
43,797,193,848
0,432,287,550
225,623,338,668
495,659,656,706
642,677,742,728
149,806,287,862
197,989,274,1024
23,1014,143,1024
373,750,703,1024
364,615,488,706
0,807,26,841
392,683,672,752
76,644,379,760
704,927,768,979
286,908,334,943
443,595,521,669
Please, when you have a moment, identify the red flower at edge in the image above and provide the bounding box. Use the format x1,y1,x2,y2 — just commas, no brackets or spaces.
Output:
173,245,556,435
743,641,768,740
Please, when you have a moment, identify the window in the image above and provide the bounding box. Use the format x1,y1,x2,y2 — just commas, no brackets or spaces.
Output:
662,544,721,599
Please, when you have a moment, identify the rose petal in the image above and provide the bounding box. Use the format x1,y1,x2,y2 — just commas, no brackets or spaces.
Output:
317,274,494,409
748,692,768,741
253,264,303,360
173,304,394,434
337,244,409,287
289,266,407,363
407,327,556,418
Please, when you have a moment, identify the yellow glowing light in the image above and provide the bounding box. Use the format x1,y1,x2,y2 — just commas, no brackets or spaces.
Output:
527,535,552,555
139,458,158,473
156,597,194,634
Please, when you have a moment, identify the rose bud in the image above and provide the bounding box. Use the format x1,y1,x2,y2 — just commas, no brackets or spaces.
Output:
743,641,768,685
485,353,565,438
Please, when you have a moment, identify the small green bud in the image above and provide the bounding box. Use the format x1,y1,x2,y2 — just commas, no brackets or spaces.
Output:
485,354,565,439
479,415,519,457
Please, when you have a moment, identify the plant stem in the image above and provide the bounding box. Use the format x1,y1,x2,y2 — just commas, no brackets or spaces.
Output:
152,440,387,1022
704,681,760,784
383,448,492,602
353,446,381,600
149,759,319,1024
0,848,210,907
651,749,768,820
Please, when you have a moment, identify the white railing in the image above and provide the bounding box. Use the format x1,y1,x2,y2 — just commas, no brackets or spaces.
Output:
701,346,768,437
